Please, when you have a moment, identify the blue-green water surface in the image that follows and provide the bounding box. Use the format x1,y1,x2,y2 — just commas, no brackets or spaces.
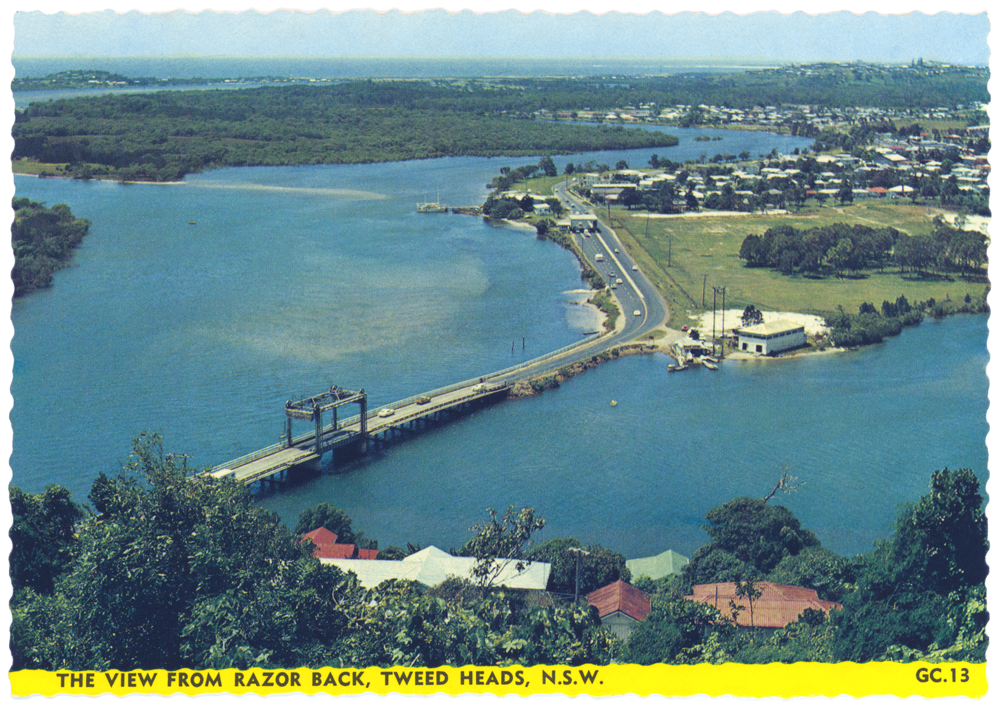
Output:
10,146,987,561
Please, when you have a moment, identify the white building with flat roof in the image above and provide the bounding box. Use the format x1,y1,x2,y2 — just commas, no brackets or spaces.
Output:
735,319,807,355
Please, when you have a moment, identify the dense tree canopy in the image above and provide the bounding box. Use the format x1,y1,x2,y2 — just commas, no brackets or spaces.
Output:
683,497,821,586
9,428,987,669
12,433,354,671
10,197,91,296
13,81,678,182
739,220,987,280
10,438,618,671
9,484,83,596
830,468,988,663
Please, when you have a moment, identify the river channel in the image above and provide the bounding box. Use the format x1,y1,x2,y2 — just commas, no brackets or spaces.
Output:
9,128,988,560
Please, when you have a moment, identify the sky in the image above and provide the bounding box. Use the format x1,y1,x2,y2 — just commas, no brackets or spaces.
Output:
7,3,993,66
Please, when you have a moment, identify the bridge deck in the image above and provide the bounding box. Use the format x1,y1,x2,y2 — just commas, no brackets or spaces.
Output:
221,447,320,485
209,382,509,484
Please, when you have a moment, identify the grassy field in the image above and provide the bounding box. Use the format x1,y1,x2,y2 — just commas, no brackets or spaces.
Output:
608,201,987,327
12,158,68,176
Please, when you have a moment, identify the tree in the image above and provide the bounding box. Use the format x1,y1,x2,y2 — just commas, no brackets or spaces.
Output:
761,466,798,501
294,502,362,544
532,537,631,596
619,186,643,210
837,180,854,205
11,433,353,671
340,579,618,667
769,547,854,604
623,596,725,664
738,233,766,267
740,304,764,327
538,155,557,177
826,237,855,276
730,578,763,627
684,497,821,586
10,485,83,596
459,506,546,588
830,468,988,662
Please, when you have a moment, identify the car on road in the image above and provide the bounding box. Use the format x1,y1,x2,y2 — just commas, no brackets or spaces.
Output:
415,396,432,405
632,264,639,271
614,248,619,253
378,408,395,417
616,278,623,285
633,310,642,317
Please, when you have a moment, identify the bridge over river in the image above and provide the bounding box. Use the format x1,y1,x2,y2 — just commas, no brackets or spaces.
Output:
207,380,511,486
206,181,672,487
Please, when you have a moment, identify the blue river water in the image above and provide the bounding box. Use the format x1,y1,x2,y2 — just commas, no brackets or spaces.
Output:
10,128,988,561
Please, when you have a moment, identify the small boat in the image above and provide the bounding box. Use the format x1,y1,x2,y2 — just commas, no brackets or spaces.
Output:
610,400,618,407
704,361,719,371
188,221,197,225
417,191,448,213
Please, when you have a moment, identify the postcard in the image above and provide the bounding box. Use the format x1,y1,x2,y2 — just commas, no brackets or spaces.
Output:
3,1,995,703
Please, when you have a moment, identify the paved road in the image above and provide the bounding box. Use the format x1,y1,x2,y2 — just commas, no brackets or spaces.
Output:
497,179,672,382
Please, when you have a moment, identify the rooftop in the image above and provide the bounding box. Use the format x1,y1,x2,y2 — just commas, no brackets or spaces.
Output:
626,549,689,580
736,319,805,336
588,580,651,622
319,545,551,590
685,582,842,628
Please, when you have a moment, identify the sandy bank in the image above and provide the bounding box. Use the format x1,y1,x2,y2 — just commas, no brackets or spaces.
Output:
687,309,829,337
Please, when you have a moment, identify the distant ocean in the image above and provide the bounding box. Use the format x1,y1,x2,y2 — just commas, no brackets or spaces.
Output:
12,55,781,80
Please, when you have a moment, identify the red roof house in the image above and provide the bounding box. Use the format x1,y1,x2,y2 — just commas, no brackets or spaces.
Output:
588,580,651,641
300,526,379,561
685,582,842,629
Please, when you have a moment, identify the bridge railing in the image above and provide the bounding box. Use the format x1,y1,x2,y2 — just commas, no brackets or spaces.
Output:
367,331,606,412
210,331,607,473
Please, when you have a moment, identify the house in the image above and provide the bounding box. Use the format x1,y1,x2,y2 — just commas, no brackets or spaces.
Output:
588,580,651,641
318,545,551,590
735,319,806,355
591,183,632,199
626,549,689,580
300,526,379,561
685,582,842,629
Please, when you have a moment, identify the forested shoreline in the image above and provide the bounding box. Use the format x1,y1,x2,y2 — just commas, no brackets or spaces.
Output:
12,81,679,182
11,61,988,183
10,198,91,296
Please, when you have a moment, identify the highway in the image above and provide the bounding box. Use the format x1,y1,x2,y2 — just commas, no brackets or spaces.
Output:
498,179,671,382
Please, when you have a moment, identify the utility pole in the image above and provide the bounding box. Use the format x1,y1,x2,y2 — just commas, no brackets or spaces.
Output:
713,286,727,358
712,288,718,357
568,547,591,605
668,237,672,267
702,275,708,307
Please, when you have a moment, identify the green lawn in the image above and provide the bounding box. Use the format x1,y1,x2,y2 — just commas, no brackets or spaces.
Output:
610,201,986,327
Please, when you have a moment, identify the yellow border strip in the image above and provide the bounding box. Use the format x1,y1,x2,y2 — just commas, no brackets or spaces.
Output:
9,663,987,698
